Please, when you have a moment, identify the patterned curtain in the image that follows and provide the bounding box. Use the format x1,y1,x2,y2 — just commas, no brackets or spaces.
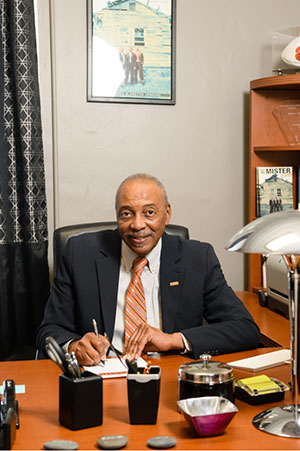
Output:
0,0,50,359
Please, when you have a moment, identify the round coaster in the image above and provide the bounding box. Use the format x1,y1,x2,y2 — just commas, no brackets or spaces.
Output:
147,436,177,449
97,435,129,450
43,440,79,450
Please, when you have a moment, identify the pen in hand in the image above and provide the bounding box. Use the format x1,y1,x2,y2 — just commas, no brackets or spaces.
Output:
92,318,99,337
92,318,106,366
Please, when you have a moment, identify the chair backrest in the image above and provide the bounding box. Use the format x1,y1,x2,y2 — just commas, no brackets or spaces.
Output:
53,222,189,277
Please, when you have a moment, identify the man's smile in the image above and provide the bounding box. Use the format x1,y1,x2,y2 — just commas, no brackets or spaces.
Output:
127,233,153,246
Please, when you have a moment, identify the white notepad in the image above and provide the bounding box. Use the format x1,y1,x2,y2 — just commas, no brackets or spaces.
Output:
83,356,147,379
228,349,291,372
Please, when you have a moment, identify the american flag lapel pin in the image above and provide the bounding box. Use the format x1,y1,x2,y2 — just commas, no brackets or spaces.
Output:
170,281,179,286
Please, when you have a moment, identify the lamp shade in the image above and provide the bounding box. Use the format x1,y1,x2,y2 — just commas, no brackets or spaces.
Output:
225,210,300,255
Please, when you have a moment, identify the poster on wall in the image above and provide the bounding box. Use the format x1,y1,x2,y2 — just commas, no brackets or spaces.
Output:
87,0,176,105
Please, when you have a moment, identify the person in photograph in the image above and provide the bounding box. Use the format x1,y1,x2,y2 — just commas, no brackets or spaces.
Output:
119,47,126,84
125,48,136,85
135,47,144,85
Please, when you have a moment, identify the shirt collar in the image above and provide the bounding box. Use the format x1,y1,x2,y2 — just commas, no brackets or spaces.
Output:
121,238,162,274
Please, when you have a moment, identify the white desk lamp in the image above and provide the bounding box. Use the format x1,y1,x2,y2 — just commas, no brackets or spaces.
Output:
225,210,300,438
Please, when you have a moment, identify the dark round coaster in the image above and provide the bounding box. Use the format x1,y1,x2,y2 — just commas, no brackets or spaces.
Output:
97,435,129,450
147,436,177,449
43,440,79,450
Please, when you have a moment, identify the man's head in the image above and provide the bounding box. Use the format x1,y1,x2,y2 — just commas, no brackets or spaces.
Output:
115,174,171,256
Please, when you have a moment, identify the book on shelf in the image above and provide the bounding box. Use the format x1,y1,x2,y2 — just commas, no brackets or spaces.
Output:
256,166,293,217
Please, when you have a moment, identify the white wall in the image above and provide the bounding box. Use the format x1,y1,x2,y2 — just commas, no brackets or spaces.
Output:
36,0,300,288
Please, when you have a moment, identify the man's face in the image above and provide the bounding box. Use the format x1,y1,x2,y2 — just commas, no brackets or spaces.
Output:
116,179,171,256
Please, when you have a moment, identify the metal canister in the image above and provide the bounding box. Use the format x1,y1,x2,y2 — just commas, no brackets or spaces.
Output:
178,354,235,403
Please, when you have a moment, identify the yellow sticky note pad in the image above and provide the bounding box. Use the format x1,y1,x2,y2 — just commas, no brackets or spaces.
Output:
236,374,289,404
238,375,279,394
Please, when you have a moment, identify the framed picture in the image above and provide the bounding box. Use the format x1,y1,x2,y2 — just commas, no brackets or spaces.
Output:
87,0,176,105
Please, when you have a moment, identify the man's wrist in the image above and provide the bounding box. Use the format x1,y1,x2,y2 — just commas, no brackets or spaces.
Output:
170,332,185,351
67,340,78,354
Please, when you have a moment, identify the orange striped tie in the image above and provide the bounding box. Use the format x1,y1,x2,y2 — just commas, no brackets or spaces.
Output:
124,256,148,347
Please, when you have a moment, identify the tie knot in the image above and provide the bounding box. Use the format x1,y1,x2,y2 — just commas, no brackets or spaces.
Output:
132,256,148,274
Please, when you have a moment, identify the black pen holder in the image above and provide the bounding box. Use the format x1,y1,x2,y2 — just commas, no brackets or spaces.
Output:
127,366,160,424
0,408,17,450
59,371,102,430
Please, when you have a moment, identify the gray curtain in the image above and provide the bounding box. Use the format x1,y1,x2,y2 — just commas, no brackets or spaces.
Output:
0,0,50,360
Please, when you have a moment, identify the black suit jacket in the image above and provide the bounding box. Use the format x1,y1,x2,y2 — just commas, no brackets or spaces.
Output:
37,230,260,358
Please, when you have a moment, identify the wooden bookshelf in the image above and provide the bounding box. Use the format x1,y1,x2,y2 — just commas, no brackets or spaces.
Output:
249,74,300,290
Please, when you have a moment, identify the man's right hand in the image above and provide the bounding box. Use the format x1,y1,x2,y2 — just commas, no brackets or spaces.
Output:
68,332,109,366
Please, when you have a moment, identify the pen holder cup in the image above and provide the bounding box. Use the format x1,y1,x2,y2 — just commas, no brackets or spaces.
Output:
127,366,161,425
59,371,103,430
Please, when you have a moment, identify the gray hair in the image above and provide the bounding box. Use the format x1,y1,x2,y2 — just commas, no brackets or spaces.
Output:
115,173,169,210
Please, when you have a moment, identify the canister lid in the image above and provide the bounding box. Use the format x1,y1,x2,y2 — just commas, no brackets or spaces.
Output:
178,354,234,384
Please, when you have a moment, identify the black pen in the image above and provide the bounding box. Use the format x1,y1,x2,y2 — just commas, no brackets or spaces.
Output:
104,332,127,369
92,318,105,366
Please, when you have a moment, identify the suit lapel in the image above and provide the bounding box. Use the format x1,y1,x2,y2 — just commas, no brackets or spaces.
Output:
95,230,121,338
160,233,185,333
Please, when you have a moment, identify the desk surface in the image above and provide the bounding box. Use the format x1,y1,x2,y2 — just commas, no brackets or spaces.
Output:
237,291,290,348
3,291,296,450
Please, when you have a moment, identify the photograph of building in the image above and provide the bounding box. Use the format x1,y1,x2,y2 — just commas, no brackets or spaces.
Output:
91,0,174,100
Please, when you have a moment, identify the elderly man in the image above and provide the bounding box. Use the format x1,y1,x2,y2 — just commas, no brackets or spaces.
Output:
37,174,260,365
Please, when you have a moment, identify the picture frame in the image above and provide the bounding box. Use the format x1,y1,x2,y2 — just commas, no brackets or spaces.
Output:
87,0,176,105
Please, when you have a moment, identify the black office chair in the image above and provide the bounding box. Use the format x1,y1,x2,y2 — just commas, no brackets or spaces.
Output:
53,221,189,277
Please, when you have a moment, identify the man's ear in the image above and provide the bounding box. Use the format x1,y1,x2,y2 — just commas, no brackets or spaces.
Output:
165,204,171,225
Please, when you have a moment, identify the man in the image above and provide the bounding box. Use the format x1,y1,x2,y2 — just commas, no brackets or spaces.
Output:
119,47,126,84
135,47,144,85
125,48,136,85
37,174,260,365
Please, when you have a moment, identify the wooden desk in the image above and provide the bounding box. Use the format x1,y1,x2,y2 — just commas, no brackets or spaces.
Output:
2,291,297,450
236,291,290,348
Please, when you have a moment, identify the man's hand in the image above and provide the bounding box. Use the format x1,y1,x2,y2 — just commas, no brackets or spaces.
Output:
123,324,185,360
68,332,109,366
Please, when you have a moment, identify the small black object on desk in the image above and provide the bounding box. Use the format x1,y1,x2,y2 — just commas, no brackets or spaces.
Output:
127,366,161,425
257,289,268,307
0,379,19,451
59,371,103,430
44,336,103,430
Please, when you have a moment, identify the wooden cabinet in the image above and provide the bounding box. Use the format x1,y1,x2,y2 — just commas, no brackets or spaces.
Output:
249,75,300,290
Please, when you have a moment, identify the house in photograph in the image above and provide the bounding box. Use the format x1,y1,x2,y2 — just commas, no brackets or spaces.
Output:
93,0,172,68
257,173,294,216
